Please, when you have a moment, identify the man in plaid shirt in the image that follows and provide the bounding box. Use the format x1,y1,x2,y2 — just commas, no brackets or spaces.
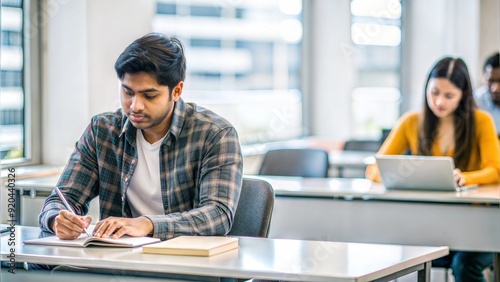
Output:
39,33,243,241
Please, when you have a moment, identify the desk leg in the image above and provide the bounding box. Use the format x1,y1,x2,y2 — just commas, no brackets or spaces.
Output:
417,261,431,282
14,189,21,225
337,167,344,178
494,253,499,282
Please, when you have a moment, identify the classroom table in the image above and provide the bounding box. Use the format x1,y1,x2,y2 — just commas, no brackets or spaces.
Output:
0,165,62,180
251,176,500,282
0,226,447,282
8,175,499,280
328,151,375,177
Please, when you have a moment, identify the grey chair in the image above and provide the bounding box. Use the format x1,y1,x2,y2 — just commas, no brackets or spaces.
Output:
228,178,275,238
223,178,275,282
339,140,380,178
343,139,381,152
258,148,329,178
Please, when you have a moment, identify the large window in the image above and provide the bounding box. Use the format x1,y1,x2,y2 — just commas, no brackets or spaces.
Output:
1,0,25,161
350,0,402,139
1,0,39,164
153,0,303,144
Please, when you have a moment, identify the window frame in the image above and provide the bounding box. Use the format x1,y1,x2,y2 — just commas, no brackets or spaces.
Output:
1,0,41,166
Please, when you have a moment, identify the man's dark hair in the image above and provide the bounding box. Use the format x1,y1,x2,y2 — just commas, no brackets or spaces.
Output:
114,33,186,91
483,52,500,71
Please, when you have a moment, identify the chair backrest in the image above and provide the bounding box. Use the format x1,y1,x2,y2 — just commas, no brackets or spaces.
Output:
343,139,381,152
228,178,274,238
258,148,329,178
381,128,392,143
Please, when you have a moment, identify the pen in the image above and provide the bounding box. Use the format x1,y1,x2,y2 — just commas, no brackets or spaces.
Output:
54,187,91,237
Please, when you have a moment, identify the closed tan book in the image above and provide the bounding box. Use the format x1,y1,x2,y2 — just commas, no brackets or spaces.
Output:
142,236,239,256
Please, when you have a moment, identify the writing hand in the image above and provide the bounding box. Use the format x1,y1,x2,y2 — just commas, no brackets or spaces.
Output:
93,216,154,239
453,168,465,187
53,210,92,240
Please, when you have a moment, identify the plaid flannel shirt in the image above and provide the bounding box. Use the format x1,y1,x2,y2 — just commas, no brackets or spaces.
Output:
39,98,243,240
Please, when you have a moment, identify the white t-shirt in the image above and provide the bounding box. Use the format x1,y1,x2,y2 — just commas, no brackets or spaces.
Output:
127,129,165,217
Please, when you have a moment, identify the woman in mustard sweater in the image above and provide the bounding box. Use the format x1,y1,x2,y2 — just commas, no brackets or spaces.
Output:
366,57,500,282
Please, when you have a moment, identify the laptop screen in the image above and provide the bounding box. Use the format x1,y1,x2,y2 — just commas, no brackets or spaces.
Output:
375,155,475,191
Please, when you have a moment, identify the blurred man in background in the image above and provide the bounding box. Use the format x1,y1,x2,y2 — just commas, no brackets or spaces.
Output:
474,52,500,134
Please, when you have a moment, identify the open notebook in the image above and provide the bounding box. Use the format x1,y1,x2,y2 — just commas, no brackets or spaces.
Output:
24,234,160,248
375,155,478,192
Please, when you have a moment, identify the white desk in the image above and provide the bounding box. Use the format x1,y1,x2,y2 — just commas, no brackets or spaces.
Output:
9,175,497,280
328,151,375,168
252,176,500,281
1,226,447,282
0,165,62,180
11,175,500,249
328,151,375,178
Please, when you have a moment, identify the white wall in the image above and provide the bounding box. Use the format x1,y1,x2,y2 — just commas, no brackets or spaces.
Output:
400,0,480,113
42,0,89,165
86,1,155,116
304,0,354,139
42,0,155,165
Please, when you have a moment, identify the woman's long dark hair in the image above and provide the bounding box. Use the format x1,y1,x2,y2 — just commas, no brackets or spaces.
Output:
418,57,476,170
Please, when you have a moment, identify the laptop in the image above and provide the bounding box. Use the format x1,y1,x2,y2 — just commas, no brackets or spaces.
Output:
375,155,478,192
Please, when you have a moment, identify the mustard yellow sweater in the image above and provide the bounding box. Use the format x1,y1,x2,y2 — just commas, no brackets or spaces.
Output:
366,110,500,185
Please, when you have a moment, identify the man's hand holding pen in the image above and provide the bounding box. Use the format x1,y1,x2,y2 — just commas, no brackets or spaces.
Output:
53,186,92,240
53,210,92,240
